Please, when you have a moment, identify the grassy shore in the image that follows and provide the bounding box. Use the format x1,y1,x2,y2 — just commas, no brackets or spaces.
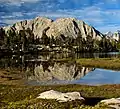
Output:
76,58,120,70
1,84,120,109
1,58,120,108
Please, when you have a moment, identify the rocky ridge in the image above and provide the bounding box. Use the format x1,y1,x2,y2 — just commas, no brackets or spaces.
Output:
0,17,118,52
105,31,120,41
2,17,103,40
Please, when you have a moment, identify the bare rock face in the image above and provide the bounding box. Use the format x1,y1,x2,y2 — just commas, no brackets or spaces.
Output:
0,17,105,52
46,18,80,39
4,17,53,39
106,31,120,41
2,17,103,40
37,90,84,102
46,18,102,40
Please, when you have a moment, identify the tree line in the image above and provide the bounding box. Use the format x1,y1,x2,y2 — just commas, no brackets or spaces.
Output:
0,27,119,53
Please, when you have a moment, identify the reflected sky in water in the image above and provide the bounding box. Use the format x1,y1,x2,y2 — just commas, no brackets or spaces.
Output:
1,52,120,85
74,68,120,85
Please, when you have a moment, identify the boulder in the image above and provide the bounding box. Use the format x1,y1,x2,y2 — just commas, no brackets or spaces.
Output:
101,98,120,104
101,98,120,109
37,90,84,102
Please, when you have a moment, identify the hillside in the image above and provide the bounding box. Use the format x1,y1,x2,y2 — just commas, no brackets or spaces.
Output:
0,17,118,53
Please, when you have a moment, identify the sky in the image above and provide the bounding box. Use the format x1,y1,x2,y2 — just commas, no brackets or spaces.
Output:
0,0,120,33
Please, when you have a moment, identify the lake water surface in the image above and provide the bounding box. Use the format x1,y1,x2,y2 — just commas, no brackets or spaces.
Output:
0,52,120,85
74,68,120,85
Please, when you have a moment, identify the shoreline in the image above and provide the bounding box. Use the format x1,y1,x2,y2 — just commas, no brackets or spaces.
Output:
1,84,120,108
1,58,120,108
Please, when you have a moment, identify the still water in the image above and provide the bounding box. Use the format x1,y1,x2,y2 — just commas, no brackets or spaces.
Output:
0,52,120,85
74,68,120,85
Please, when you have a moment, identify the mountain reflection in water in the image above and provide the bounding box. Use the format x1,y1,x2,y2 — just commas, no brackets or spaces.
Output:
0,52,95,85
25,60,94,84
0,52,120,85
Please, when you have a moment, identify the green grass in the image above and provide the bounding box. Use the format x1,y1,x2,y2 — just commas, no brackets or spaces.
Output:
1,58,120,108
76,58,120,70
1,84,120,109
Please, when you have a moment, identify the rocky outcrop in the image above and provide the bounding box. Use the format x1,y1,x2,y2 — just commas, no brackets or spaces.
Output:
46,18,102,40
1,16,114,52
101,98,120,109
37,90,84,102
3,17,53,39
105,31,120,41
101,98,120,104
2,17,103,40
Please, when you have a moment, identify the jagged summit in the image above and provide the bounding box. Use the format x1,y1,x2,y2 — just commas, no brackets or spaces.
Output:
3,17,103,40
105,31,120,41
1,16,117,52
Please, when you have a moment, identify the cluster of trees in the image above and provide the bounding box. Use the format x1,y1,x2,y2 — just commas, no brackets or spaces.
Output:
0,27,119,53
0,28,34,52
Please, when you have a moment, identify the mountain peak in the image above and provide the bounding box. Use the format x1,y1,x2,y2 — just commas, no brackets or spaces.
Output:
3,17,103,41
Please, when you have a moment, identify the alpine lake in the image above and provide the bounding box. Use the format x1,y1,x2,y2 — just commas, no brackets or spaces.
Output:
1,52,120,108
0,52,120,85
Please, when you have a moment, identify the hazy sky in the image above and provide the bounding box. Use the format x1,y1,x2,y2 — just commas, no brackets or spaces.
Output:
0,0,120,33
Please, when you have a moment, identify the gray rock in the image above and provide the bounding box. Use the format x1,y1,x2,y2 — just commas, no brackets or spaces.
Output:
101,98,120,109
46,18,102,40
4,17,53,39
101,98,120,104
2,17,103,40
37,90,84,102
105,31,120,41
0,17,106,52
